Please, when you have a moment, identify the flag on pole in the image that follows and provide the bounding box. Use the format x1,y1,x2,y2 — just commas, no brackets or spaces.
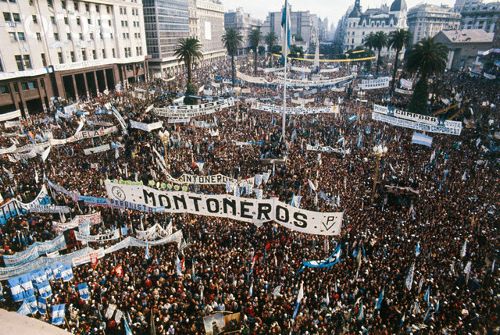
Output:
249,282,253,297
460,240,467,258
375,288,384,310
37,297,47,315
41,146,51,162
325,289,330,306
424,286,430,305
51,304,65,325
281,0,291,58
292,281,304,319
415,242,421,256
175,255,183,276
77,283,90,301
145,242,150,260
405,262,415,291
411,132,433,147
124,314,134,335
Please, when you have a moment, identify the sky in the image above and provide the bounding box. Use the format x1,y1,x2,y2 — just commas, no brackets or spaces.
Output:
220,0,456,27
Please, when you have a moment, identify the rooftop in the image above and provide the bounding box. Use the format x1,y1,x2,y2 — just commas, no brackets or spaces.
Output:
438,29,494,43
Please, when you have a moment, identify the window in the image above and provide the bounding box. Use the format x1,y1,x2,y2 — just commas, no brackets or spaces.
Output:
54,33,60,41
36,32,41,41
102,49,106,58
82,49,86,61
79,33,83,40
107,6,111,14
15,55,23,70
64,17,68,25
3,12,11,22
110,33,113,39
41,53,47,66
92,50,96,59
85,3,89,12
76,17,81,25
90,33,93,40
22,55,31,69
32,15,37,24
58,52,64,64
47,0,53,7
9,32,17,42
70,51,75,62
112,48,115,57
51,16,55,24
61,1,66,9
88,18,91,24
95,5,99,13
67,33,71,40
17,32,25,41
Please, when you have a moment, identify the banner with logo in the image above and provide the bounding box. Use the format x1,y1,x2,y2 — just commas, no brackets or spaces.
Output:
105,181,343,236
359,77,390,90
372,104,462,135
130,120,163,132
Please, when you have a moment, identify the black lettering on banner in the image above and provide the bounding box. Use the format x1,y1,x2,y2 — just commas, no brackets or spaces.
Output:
240,201,253,219
293,212,307,228
216,175,222,183
222,198,237,216
143,189,156,207
173,195,187,210
188,196,202,211
275,205,289,223
206,198,220,213
158,194,171,209
323,216,337,231
257,203,272,220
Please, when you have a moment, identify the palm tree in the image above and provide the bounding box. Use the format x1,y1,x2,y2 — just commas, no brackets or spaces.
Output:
406,37,448,114
173,37,203,95
363,32,376,51
249,28,262,75
388,29,412,93
373,31,388,75
264,32,277,67
222,28,243,86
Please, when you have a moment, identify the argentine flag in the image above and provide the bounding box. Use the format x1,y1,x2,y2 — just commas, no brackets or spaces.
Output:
281,0,291,58
51,304,65,325
38,297,47,315
77,283,90,301
61,264,74,282
292,281,304,319
412,132,433,147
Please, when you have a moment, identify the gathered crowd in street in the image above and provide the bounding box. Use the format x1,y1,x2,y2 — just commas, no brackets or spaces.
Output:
0,55,498,335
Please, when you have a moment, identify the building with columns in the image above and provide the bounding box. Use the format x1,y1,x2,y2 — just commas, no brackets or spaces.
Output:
0,0,147,115
343,0,407,54
407,4,461,45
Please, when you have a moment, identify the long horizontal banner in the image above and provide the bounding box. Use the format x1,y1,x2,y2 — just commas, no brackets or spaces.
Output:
252,102,335,115
0,110,22,122
52,212,102,233
154,98,235,118
372,104,462,135
306,144,344,154
75,229,120,243
238,71,355,88
25,204,71,214
130,120,163,132
359,77,390,90
83,144,111,155
3,235,67,267
105,181,343,236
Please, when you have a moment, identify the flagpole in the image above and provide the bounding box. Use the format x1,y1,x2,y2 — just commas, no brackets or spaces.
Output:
282,2,288,142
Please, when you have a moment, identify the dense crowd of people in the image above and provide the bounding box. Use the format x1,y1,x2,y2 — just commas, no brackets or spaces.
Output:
0,56,498,335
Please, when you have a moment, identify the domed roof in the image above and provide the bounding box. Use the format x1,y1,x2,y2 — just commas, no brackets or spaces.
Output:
390,0,407,12
348,6,362,18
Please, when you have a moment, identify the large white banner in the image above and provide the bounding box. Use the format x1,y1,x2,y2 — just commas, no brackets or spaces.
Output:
130,120,163,132
0,110,21,122
238,71,355,88
105,181,343,236
372,104,462,135
3,235,67,267
306,144,344,154
359,77,390,90
165,173,253,186
83,144,111,155
75,229,120,243
252,103,335,115
53,212,102,234
154,98,235,118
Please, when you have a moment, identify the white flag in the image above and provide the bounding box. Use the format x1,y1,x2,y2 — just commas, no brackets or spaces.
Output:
405,262,415,291
460,240,467,258
41,146,51,162
308,179,317,192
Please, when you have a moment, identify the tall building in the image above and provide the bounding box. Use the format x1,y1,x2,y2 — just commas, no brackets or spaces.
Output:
0,0,147,115
458,0,500,33
261,6,319,50
407,4,461,45
192,0,225,61
224,8,261,54
144,0,190,77
344,0,408,54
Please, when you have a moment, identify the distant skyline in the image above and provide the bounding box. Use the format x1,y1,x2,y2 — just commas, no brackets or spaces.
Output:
220,0,456,26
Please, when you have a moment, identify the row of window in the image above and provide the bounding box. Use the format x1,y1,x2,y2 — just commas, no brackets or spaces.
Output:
349,21,395,28
0,80,41,95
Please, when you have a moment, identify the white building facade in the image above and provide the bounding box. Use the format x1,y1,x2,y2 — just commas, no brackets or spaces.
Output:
407,4,461,45
0,0,147,114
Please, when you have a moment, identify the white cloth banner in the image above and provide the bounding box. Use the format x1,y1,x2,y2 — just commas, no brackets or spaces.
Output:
53,213,102,234
372,104,462,135
0,144,17,155
105,181,343,236
154,98,235,118
306,144,343,154
135,223,172,240
27,205,71,214
400,78,413,90
238,71,355,88
252,103,335,115
3,235,67,267
75,229,120,243
83,144,111,155
130,120,163,132
0,110,22,122
359,77,390,90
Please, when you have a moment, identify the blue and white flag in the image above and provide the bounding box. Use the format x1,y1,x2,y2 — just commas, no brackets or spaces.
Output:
292,281,304,319
249,282,253,297
412,132,433,147
175,256,183,276
17,300,34,316
61,264,74,282
77,283,90,301
124,314,134,335
415,242,421,257
145,242,150,260
424,286,430,305
299,243,341,272
51,304,65,325
8,275,34,302
375,288,384,310
357,302,364,320
254,174,263,187
405,262,415,291
290,194,302,208
52,263,64,280
281,0,291,57
38,296,47,315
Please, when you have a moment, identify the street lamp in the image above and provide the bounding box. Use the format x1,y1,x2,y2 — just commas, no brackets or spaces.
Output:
371,144,388,203
158,130,170,169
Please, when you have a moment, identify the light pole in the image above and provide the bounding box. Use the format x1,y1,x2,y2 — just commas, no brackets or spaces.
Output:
371,144,388,203
159,130,170,169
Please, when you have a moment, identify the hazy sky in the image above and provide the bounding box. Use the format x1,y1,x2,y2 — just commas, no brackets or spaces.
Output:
220,0,456,26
